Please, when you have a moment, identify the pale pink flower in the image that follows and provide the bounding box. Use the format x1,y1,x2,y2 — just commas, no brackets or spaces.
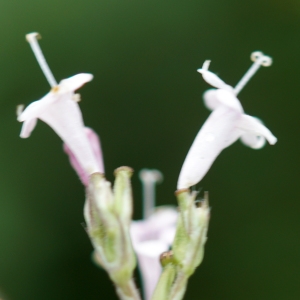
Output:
178,54,277,189
18,33,103,181
18,74,104,179
130,207,177,300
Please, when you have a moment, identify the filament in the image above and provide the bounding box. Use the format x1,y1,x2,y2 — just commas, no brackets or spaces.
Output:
139,169,163,219
26,32,57,87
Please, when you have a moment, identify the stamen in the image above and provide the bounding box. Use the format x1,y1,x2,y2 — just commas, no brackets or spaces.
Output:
72,93,81,102
233,51,272,95
16,104,24,117
139,169,163,219
26,32,58,88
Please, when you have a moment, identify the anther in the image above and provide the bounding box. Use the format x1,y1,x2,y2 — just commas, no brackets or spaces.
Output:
72,93,81,102
26,32,58,88
234,51,272,95
16,104,24,118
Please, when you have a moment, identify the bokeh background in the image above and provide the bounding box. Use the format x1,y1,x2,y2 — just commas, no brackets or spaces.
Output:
0,0,299,299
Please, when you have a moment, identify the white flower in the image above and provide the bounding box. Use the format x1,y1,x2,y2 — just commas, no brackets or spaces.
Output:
178,53,277,189
130,170,177,300
18,32,103,177
130,207,177,300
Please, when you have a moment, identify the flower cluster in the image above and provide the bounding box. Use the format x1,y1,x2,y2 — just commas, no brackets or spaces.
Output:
18,32,277,300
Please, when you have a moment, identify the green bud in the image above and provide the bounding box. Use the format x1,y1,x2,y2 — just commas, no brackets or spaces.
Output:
172,189,210,276
113,166,134,224
84,169,136,289
151,251,176,300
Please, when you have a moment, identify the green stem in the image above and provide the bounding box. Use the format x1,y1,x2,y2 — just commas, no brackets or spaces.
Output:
169,271,188,300
115,279,141,300
151,264,176,300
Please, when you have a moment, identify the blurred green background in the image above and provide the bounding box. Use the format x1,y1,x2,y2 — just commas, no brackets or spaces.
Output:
0,0,299,299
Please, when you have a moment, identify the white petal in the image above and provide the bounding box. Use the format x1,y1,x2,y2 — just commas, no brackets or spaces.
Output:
59,73,93,91
240,133,266,149
134,240,168,258
20,118,37,138
130,207,177,243
17,92,56,123
237,114,277,145
158,226,176,245
177,106,241,189
134,240,167,300
147,207,177,231
38,93,101,174
203,89,244,112
197,61,233,91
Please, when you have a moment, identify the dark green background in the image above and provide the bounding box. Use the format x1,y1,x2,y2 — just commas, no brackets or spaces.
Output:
0,0,299,299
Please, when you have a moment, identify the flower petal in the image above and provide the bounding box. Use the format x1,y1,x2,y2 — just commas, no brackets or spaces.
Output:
134,240,167,300
17,92,56,124
63,127,104,185
38,93,102,175
158,226,176,245
240,132,266,149
147,207,177,232
59,73,93,91
131,207,177,243
19,118,37,138
203,89,244,112
197,60,233,91
177,106,241,189
237,114,277,145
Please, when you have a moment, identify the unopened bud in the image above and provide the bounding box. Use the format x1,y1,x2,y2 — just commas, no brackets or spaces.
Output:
113,166,134,224
172,189,210,277
84,168,136,286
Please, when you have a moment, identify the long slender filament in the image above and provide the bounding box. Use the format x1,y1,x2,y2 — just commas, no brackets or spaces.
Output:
26,32,57,88
234,52,272,95
139,169,163,219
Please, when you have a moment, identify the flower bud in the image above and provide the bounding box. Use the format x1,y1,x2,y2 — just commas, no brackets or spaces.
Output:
84,169,136,286
172,189,210,276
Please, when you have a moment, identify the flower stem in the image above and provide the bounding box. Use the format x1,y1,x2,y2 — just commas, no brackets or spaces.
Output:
151,263,176,300
116,279,142,300
169,271,188,300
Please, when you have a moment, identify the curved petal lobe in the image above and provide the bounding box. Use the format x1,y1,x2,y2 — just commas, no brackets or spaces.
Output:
17,92,56,123
240,132,266,149
20,118,38,138
237,114,277,145
203,89,244,112
59,73,93,91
